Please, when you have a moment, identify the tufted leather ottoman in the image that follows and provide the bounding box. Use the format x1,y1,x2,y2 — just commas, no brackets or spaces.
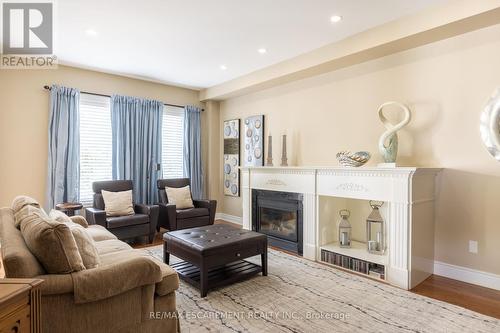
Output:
163,224,267,297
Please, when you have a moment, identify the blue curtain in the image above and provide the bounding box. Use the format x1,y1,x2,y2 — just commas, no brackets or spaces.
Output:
183,105,204,199
46,85,80,209
111,95,163,204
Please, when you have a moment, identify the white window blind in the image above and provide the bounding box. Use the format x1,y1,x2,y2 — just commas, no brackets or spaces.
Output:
162,105,185,179
79,93,112,206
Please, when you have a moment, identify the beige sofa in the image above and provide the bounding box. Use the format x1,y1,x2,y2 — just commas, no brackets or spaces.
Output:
0,207,180,333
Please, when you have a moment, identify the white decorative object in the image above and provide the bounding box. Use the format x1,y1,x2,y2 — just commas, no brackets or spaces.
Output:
241,166,441,290
377,102,411,166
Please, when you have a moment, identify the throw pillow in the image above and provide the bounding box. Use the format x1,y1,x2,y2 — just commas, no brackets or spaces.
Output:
66,222,101,269
101,190,134,217
20,207,85,274
165,185,194,209
69,215,89,228
49,210,100,269
11,195,41,228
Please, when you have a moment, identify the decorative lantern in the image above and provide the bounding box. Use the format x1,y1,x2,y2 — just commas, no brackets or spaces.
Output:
338,209,352,248
366,201,385,254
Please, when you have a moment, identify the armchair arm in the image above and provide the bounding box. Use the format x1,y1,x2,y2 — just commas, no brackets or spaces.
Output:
71,256,162,304
85,207,107,227
158,203,177,231
135,204,159,234
193,199,217,224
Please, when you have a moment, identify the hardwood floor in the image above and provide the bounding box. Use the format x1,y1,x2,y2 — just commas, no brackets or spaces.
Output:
1,220,498,320
412,275,500,319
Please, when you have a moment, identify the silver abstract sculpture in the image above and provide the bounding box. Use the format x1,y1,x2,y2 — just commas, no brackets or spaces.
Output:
480,88,500,161
377,101,411,164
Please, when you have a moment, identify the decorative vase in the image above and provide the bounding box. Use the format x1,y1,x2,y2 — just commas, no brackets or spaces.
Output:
377,101,411,165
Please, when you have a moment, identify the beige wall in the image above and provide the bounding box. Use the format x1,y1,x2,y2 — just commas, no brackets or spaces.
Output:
0,65,203,207
216,24,500,275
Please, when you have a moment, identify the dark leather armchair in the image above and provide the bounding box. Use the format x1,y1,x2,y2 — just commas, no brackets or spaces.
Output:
157,178,217,231
85,180,159,242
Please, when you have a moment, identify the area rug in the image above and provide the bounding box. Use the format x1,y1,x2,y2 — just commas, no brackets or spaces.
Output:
144,246,500,333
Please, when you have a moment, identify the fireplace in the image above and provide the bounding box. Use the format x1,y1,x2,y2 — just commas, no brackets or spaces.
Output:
252,189,303,255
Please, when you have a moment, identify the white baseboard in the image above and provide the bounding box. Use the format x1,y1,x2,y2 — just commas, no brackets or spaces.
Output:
215,213,242,225
434,261,500,291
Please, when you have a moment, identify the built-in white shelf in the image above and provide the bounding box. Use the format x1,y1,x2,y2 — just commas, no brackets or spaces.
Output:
320,241,388,266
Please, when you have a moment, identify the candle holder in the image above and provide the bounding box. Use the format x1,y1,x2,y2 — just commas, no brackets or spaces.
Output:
366,201,385,254
266,135,273,166
281,134,288,166
338,209,352,248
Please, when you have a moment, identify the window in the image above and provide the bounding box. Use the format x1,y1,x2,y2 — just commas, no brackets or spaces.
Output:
162,105,185,178
79,93,112,206
78,96,184,205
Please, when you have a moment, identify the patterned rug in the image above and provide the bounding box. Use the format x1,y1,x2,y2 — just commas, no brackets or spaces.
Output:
144,246,500,333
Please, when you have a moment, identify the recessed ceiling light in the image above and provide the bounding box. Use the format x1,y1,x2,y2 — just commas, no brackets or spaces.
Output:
220,65,227,71
258,48,267,54
330,15,342,23
85,29,98,36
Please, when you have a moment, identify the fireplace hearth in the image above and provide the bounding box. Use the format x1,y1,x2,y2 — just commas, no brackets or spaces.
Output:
252,189,303,255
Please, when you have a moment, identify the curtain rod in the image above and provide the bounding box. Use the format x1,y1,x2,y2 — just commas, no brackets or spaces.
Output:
43,85,204,111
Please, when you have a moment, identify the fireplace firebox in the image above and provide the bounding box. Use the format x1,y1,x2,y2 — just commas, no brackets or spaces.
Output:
252,189,303,255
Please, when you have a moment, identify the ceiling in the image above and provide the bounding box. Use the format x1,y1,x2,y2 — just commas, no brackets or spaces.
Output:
57,0,447,89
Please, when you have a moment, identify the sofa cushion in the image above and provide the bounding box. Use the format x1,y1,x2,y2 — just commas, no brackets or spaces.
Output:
100,249,179,296
101,190,134,217
0,208,46,277
166,185,194,209
106,214,148,229
94,239,133,255
49,210,101,269
177,207,209,219
20,207,85,274
86,224,118,241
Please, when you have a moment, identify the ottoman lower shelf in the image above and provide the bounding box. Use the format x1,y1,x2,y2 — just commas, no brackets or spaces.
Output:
171,260,262,292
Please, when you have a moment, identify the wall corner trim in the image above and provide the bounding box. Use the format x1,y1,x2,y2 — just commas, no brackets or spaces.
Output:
215,213,243,225
433,261,500,291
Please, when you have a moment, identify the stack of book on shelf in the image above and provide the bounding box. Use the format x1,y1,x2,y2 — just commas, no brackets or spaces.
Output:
320,248,385,280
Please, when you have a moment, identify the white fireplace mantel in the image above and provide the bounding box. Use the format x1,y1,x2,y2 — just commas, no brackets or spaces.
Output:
240,166,442,290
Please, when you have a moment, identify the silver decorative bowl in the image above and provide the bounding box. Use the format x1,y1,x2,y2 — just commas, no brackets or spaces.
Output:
336,151,371,167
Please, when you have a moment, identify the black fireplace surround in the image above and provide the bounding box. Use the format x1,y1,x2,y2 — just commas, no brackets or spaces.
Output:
252,189,303,255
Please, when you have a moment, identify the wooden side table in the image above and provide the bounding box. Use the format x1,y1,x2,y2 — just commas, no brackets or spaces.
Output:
0,278,43,333
55,202,83,216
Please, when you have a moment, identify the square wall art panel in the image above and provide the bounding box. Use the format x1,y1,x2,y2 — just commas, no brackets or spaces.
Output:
244,115,264,166
223,119,240,196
